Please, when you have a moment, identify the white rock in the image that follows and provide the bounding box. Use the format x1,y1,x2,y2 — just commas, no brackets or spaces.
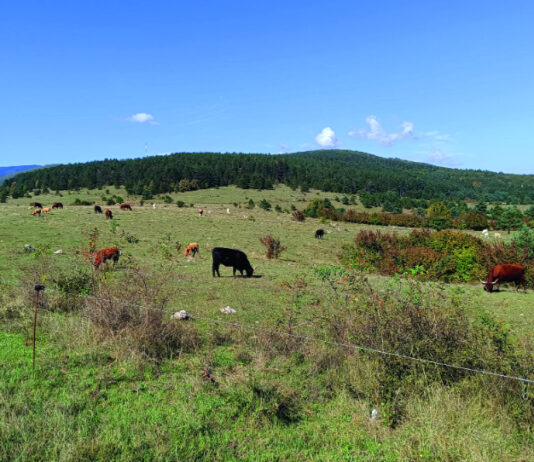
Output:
220,306,236,314
371,409,378,421
171,310,191,320
54,249,64,254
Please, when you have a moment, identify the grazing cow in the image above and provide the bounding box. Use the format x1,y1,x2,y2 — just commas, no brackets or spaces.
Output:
94,247,121,269
198,209,204,217
494,232,502,238
32,209,41,216
105,209,113,219
212,247,253,278
94,205,103,214
52,202,63,209
184,242,199,257
41,207,51,214
31,202,43,208
120,203,132,211
315,229,325,239
481,264,526,293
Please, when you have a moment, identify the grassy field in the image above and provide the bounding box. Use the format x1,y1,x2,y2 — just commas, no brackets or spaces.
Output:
1,185,533,461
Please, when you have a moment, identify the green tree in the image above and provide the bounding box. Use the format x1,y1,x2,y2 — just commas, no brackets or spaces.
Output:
474,201,488,215
426,202,452,230
259,199,272,211
512,225,534,258
498,207,523,233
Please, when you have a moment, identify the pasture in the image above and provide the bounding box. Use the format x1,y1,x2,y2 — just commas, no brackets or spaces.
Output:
1,186,533,461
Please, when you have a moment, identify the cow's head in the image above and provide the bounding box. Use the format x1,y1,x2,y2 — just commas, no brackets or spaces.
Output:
246,266,254,278
481,279,498,292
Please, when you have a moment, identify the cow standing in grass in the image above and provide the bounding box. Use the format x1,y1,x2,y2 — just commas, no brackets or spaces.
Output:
41,207,51,214
105,209,113,219
212,247,253,277
52,202,63,209
481,264,526,293
32,209,41,216
184,242,199,257
94,205,103,214
315,229,325,239
120,203,132,211
94,247,121,269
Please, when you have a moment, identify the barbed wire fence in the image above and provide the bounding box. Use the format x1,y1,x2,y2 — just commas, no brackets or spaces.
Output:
5,282,532,386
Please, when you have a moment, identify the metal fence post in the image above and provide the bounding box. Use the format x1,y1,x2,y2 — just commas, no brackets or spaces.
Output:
33,284,45,369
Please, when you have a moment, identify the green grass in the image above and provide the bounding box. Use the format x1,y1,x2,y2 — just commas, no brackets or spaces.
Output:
1,185,533,460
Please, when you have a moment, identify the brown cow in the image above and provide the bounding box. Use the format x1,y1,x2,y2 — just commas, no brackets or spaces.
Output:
94,247,121,269
105,209,113,219
198,209,203,217
184,242,199,257
32,209,41,216
52,202,63,209
120,203,132,211
41,207,51,214
481,264,527,293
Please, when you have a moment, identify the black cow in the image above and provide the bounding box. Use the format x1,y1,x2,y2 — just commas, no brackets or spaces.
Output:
315,229,325,239
94,205,103,214
212,247,253,278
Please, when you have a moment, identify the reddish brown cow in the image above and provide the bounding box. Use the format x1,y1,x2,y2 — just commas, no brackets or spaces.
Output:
184,242,199,257
32,209,41,216
52,202,63,209
105,209,113,219
198,209,203,217
120,203,132,211
481,264,526,293
31,202,43,208
94,247,121,269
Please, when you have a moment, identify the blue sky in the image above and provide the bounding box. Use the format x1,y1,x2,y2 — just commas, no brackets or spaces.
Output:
2,1,533,173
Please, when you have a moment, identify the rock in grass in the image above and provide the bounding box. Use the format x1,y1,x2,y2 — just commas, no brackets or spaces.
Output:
171,310,191,320
220,306,236,314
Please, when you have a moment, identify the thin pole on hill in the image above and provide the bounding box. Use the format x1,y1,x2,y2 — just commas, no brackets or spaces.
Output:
32,284,45,369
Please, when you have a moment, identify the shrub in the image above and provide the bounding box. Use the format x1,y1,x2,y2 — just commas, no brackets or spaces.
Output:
259,235,287,259
291,210,305,222
259,199,272,211
176,200,185,207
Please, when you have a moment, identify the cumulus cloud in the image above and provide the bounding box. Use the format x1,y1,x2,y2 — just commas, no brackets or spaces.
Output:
127,113,158,125
315,127,339,148
348,116,416,146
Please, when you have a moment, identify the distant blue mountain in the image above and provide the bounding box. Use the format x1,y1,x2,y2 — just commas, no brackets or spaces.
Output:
0,165,41,184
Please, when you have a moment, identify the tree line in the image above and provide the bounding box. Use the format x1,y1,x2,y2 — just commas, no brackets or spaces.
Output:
3,150,534,203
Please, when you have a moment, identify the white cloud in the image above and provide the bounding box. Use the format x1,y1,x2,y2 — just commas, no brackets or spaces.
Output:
315,126,339,148
348,115,416,146
127,113,158,125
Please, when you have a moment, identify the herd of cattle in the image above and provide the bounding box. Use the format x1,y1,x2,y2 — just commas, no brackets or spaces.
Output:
27,200,528,292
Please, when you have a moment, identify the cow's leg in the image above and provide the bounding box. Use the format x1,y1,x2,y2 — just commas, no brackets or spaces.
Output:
233,267,236,277
212,263,220,277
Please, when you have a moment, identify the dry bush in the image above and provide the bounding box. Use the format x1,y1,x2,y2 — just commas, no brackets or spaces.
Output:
309,269,534,427
84,266,201,361
259,235,287,259
291,210,305,222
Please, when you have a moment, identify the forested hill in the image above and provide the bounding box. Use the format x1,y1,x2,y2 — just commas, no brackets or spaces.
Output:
3,150,534,202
